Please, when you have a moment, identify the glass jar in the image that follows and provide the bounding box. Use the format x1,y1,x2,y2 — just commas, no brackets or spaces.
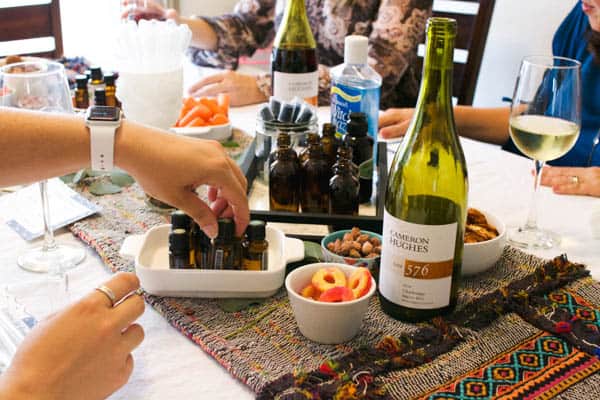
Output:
255,115,318,183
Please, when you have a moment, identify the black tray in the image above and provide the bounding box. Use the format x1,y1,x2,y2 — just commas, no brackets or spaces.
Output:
240,141,389,242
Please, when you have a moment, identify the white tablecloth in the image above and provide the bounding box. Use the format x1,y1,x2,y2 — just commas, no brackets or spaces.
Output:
1,105,599,399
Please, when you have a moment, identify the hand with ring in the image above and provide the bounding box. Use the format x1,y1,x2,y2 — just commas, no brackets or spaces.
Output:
541,166,600,197
0,273,145,400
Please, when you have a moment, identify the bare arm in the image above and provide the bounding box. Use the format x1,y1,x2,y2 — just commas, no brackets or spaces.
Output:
0,108,249,237
453,106,510,145
379,105,510,145
177,16,218,50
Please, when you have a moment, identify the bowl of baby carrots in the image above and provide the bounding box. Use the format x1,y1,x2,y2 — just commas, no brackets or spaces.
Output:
171,94,232,141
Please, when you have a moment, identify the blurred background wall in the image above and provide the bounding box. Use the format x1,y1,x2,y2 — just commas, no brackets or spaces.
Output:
53,0,579,107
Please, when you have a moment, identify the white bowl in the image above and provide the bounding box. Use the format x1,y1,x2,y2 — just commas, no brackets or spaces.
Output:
171,122,232,142
285,263,376,344
462,209,506,276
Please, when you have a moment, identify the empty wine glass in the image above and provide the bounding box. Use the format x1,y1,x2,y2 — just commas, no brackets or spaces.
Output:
0,61,86,272
508,55,581,249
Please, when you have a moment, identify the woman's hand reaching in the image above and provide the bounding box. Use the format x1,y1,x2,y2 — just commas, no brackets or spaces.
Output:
378,108,414,139
121,0,179,21
188,71,267,107
118,128,249,238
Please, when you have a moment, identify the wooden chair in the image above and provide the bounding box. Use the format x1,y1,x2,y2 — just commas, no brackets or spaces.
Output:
417,0,496,105
0,0,63,59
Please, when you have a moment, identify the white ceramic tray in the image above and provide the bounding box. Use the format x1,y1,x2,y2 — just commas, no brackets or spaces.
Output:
120,224,304,298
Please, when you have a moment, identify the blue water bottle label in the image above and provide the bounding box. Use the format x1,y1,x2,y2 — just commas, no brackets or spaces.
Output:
331,83,363,135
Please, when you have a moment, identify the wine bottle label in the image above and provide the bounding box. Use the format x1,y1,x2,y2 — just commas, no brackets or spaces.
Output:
380,209,457,309
273,71,318,102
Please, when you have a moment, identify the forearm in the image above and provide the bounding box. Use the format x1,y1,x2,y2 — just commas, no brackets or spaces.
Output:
0,108,88,186
177,16,218,51
454,106,510,145
0,108,165,187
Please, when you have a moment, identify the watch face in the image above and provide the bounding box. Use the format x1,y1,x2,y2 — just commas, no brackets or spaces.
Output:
88,106,120,121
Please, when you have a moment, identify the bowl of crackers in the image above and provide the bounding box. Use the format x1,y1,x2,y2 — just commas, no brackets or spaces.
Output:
462,207,506,276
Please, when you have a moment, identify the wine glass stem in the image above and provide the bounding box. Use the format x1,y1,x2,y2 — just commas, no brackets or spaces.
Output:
524,159,545,231
39,181,57,252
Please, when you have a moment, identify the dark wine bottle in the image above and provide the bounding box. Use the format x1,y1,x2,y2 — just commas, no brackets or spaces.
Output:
271,0,318,105
379,18,468,322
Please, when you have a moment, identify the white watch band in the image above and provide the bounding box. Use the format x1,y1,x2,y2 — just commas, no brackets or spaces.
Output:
89,125,116,171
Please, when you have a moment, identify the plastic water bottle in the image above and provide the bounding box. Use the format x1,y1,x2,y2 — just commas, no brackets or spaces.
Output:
330,35,382,140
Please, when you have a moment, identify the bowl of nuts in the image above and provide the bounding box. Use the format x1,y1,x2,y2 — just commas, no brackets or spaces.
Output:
321,227,382,272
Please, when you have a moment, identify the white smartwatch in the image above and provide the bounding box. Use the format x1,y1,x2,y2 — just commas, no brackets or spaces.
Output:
85,106,122,171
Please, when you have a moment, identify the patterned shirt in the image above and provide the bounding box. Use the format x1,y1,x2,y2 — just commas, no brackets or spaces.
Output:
188,0,433,109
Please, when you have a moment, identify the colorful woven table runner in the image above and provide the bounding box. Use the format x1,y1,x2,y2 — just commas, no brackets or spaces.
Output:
70,184,600,399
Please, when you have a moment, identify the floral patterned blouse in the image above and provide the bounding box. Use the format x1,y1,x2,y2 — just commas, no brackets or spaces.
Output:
189,0,432,109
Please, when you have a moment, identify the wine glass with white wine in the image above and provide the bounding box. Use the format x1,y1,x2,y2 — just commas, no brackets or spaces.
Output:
0,61,86,272
508,55,581,249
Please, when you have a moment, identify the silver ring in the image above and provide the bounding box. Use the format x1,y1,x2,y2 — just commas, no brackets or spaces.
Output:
570,175,580,184
95,285,117,307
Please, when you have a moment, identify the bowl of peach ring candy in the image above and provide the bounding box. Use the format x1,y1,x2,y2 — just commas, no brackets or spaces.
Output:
462,207,506,276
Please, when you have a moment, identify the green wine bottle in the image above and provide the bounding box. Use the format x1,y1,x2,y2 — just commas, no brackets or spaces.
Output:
379,18,468,322
271,0,318,105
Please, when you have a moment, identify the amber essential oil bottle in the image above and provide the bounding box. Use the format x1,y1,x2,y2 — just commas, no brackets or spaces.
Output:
301,133,330,213
320,122,339,168
171,210,195,267
194,224,212,269
333,145,358,178
104,72,119,107
169,229,193,269
242,221,269,271
343,112,374,203
329,145,360,215
88,66,104,105
212,218,241,270
94,88,107,107
269,132,301,212
74,74,89,109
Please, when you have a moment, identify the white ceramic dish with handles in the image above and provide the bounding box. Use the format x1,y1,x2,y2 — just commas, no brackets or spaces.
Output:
120,224,304,298
171,123,232,141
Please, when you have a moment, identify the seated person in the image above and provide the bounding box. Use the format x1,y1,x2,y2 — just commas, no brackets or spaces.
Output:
0,107,249,399
124,0,433,108
378,0,600,196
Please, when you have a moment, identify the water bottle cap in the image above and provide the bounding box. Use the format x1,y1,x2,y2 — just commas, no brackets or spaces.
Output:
344,35,368,65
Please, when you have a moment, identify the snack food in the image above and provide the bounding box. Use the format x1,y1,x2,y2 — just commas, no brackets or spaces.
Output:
299,266,372,303
325,227,381,258
4,55,23,65
174,94,230,128
465,208,499,243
